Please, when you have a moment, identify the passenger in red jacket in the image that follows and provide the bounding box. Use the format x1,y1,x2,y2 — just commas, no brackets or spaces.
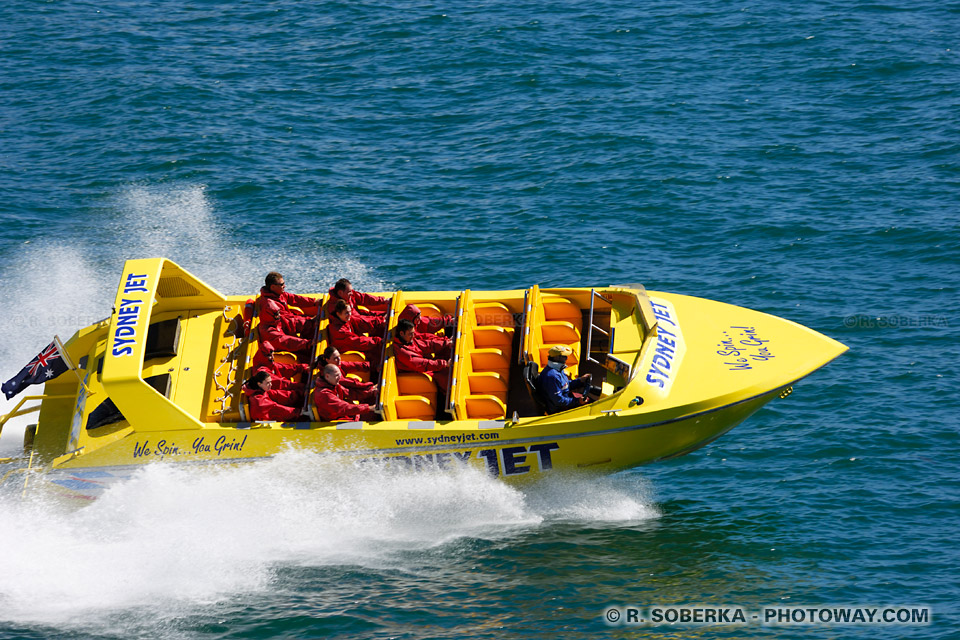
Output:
399,304,455,338
319,346,371,378
328,299,384,372
259,323,311,356
319,346,377,401
252,342,309,391
398,306,453,358
259,271,318,339
325,278,388,333
245,370,305,422
313,364,379,422
394,319,451,392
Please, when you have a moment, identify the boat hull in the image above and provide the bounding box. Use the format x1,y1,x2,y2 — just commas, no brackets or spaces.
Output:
20,386,784,502
0,258,848,502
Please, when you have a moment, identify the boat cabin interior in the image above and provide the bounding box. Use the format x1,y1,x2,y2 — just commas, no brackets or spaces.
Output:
221,285,650,424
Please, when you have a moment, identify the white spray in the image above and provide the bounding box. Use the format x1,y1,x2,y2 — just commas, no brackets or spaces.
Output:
0,184,659,635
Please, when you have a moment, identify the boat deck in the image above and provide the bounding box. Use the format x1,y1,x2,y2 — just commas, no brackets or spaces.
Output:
207,285,640,425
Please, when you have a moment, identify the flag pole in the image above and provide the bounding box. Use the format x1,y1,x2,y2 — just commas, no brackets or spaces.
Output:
54,335,93,395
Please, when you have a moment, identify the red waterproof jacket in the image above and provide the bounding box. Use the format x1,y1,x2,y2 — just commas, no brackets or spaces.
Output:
319,357,373,376
337,359,370,376
328,314,383,354
418,315,453,334
399,304,454,335
253,367,303,392
395,335,448,374
252,348,309,382
259,286,318,332
325,287,389,319
247,387,303,422
259,323,310,354
416,332,451,355
340,375,377,403
313,378,373,422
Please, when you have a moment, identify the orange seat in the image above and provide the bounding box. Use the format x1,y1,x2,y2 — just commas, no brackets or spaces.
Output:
398,372,438,406
468,372,508,403
471,348,509,371
541,321,580,343
274,352,298,365
395,396,435,420
472,326,513,350
474,302,513,327
416,303,444,318
466,395,506,419
398,372,438,394
542,299,581,324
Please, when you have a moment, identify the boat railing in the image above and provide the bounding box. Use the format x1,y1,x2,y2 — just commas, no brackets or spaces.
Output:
234,296,265,422
298,297,327,419
0,394,74,463
584,288,614,366
518,288,530,365
519,285,539,365
445,290,468,415
375,293,401,417
210,302,255,422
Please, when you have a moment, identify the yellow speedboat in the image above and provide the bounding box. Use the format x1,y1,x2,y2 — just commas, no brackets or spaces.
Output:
0,258,847,500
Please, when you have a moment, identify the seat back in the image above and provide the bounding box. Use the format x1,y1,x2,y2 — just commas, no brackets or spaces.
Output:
522,285,582,376
416,302,444,325
448,291,513,421
238,390,250,421
297,294,327,418
379,291,436,421
382,354,436,421
522,361,547,415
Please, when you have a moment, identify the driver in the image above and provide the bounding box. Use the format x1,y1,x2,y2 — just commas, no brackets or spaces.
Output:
536,345,595,414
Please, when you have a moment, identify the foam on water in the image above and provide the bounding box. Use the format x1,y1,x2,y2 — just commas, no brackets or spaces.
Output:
0,183,383,454
0,451,658,632
107,185,383,296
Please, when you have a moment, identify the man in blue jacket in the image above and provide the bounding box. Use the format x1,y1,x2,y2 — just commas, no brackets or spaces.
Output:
536,345,595,414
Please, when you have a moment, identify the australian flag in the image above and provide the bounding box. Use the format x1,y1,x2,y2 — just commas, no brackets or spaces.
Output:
2,340,71,400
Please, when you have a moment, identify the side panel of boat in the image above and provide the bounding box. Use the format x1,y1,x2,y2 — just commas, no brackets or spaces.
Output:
39,390,780,500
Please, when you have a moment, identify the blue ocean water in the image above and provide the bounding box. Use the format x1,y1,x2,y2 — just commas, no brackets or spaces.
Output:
0,0,957,638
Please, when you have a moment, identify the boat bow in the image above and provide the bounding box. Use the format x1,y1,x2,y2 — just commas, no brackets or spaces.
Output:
635,292,848,415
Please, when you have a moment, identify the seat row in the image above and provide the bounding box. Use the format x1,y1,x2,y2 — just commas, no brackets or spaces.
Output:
229,286,585,423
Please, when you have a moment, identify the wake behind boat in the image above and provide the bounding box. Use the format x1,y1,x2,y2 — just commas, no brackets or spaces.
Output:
0,258,847,500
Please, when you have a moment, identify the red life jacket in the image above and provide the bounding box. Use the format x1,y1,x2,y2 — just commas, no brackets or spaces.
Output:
313,377,372,422
324,287,388,319
258,286,318,331
395,335,448,374
247,386,303,422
